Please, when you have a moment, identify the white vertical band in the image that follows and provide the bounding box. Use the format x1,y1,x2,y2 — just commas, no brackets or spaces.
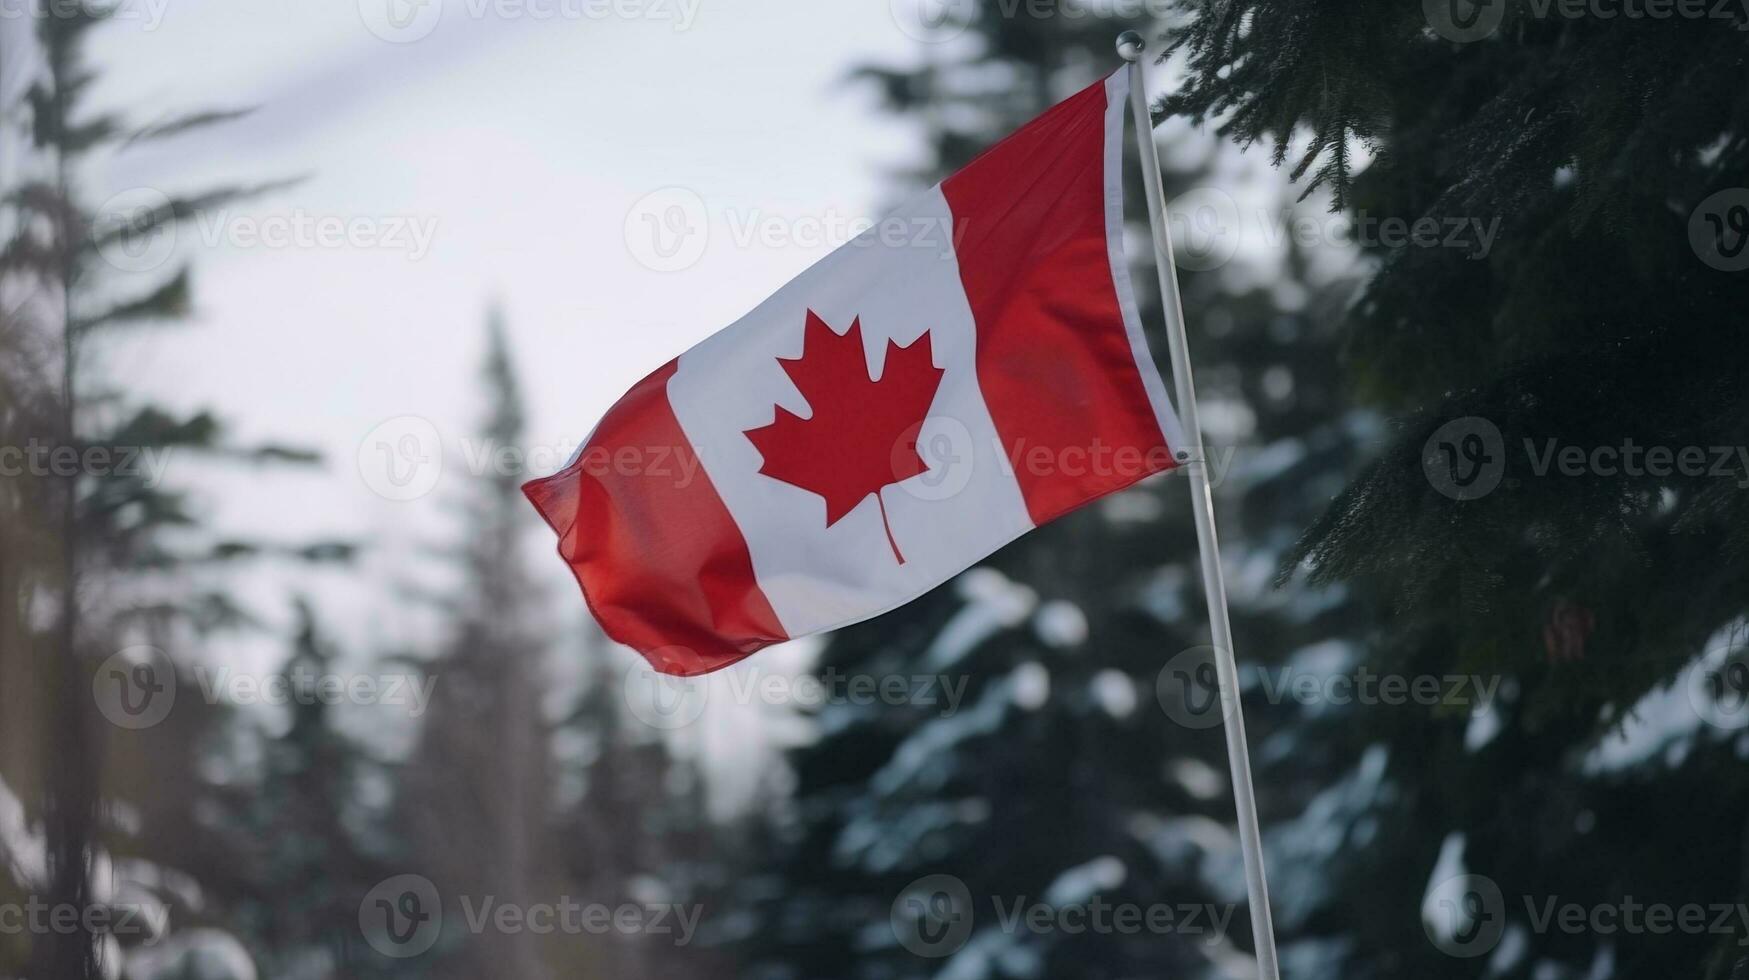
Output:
1102,68,1191,459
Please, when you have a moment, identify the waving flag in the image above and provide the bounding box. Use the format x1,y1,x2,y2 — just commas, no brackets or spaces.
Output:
525,69,1186,676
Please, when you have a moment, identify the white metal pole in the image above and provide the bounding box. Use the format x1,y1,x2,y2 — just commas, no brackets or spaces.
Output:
1117,31,1282,980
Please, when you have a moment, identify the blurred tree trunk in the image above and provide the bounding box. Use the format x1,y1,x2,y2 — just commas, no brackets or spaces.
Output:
400,309,552,979
31,13,98,976
0,6,346,977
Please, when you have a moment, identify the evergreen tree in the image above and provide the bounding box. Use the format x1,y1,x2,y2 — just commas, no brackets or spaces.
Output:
746,7,1376,978
206,599,387,980
0,7,330,976
382,310,752,980
550,631,750,978
394,309,552,979
0,19,57,972
1161,2,1749,976
553,638,700,977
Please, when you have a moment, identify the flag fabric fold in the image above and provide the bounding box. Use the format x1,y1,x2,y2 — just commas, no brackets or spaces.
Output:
525,69,1186,676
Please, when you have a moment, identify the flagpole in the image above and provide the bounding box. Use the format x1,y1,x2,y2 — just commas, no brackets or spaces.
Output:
1117,31,1282,980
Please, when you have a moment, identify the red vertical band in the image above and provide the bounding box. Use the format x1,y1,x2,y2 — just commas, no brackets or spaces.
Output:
522,360,788,675
942,78,1176,526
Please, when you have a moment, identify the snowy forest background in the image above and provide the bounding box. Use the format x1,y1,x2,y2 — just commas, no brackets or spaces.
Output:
5,1,1749,978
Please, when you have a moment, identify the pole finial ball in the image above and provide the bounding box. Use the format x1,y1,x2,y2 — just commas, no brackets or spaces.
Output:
1116,31,1146,62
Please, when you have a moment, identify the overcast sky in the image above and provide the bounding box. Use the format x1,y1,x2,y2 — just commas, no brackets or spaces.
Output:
71,0,1339,808
89,0,922,558
68,0,936,801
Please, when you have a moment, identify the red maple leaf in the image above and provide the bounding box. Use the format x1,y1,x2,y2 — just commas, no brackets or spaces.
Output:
744,310,945,564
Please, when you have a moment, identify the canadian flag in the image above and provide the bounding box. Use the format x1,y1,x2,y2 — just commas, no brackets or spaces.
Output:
525,70,1186,676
